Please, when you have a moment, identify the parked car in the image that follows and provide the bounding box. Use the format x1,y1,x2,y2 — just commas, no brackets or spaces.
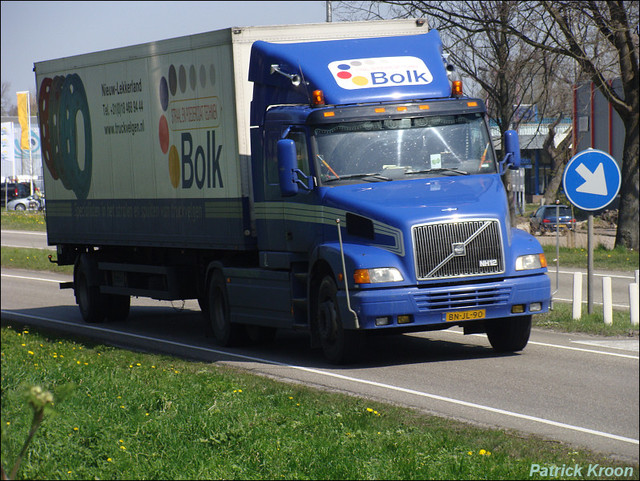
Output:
530,205,576,234
1,182,31,207
6,195,45,211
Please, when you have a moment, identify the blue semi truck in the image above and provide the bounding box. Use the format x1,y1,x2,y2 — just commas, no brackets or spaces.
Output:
35,20,550,363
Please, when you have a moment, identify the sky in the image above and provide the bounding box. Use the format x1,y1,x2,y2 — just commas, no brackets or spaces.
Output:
1,1,327,108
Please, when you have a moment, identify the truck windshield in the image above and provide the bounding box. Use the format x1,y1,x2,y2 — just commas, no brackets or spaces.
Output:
312,113,497,184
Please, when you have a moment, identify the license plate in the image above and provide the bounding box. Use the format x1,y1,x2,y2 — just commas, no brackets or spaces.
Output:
446,309,486,322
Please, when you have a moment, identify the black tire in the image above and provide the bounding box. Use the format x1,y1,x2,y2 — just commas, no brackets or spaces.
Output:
15,204,26,211
75,258,106,324
486,315,531,352
208,271,242,346
106,294,130,322
316,276,363,364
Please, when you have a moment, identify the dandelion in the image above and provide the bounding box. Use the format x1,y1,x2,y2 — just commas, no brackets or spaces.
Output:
73,427,79,431
107,458,112,462
28,351,34,355
136,362,141,366
120,446,126,451
479,449,486,455
119,439,124,443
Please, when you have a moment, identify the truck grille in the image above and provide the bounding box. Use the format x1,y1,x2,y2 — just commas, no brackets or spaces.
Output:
413,219,504,280
413,285,511,311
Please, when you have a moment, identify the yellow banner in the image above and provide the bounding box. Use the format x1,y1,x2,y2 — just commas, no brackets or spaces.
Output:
17,92,30,150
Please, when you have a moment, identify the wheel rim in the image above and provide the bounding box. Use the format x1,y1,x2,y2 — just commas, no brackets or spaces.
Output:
318,300,338,343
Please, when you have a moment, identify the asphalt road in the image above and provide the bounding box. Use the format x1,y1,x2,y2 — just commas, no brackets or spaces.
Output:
3,229,637,309
1,266,638,462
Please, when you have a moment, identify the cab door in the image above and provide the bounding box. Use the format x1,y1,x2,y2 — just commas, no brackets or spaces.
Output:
259,127,318,253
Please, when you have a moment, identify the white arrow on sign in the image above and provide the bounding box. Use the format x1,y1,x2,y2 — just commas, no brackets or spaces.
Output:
575,162,608,196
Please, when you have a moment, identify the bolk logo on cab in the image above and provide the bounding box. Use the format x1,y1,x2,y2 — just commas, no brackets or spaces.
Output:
329,56,433,90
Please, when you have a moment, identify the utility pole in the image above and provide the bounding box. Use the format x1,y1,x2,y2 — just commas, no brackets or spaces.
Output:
326,1,332,22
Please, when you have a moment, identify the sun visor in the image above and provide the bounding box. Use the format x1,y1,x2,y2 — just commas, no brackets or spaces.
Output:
249,29,451,125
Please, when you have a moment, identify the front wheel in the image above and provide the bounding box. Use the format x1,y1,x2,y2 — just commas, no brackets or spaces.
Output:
486,315,531,352
316,276,363,364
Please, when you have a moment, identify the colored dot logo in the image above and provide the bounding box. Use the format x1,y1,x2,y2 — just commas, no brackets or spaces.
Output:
334,61,369,86
329,56,433,91
158,62,217,188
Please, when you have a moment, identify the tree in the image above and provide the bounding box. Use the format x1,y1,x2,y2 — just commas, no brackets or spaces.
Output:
335,0,573,224
336,0,639,249
506,1,638,249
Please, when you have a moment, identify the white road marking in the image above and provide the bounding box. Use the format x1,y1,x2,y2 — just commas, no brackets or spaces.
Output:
2,310,638,447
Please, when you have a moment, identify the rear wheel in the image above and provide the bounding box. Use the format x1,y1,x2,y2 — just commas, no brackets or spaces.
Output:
316,276,362,364
75,256,106,324
208,271,242,346
486,315,531,352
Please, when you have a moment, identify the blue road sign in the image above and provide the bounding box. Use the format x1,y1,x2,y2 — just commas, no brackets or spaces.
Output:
563,149,621,211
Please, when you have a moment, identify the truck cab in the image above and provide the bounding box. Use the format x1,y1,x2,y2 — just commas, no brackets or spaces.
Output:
245,30,550,363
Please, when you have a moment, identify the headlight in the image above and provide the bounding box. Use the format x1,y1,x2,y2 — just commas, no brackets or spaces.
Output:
354,268,404,284
515,253,547,271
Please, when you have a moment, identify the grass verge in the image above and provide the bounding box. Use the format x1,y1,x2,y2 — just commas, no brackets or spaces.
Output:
542,244,639,271
1,247,72,275
533,303,638,337
1,324,637,480
1,210,46,231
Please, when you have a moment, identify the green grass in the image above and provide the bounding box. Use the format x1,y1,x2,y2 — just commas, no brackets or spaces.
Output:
1,210,47,231
543,244,639,270
534,303,638,337
2,324,637,480
1,247,72,275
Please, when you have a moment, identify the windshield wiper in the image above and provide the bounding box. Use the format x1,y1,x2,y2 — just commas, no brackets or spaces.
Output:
405,168,469,176
324,172,393,183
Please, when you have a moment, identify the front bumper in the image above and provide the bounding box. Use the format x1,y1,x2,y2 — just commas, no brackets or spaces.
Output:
338,273,550,330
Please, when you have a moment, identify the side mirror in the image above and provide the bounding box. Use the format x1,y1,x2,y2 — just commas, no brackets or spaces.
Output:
277,138,313,197
277,139,299,197
504,130,521,170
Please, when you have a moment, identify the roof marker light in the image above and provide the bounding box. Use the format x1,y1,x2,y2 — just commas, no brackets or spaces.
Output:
467,101,478,107
397,106,407,112
312,90,325,106
419,105,430,110
452,80,463,97
323,111,335,117
375,107,386,113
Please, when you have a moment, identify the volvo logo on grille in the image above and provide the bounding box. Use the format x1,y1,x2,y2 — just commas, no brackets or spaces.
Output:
452,242,466,256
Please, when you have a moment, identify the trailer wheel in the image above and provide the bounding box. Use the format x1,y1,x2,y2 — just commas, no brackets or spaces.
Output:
486,315,531,352
106,295,130,322
316,276,362,364
208,271,242,346
75,260,106,324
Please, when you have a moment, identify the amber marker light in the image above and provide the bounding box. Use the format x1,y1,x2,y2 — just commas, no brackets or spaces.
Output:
312,90,325,106
452,80,463,97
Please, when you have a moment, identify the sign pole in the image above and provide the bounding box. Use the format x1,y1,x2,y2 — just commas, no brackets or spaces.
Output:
587,214,594,314
563,148,622,318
